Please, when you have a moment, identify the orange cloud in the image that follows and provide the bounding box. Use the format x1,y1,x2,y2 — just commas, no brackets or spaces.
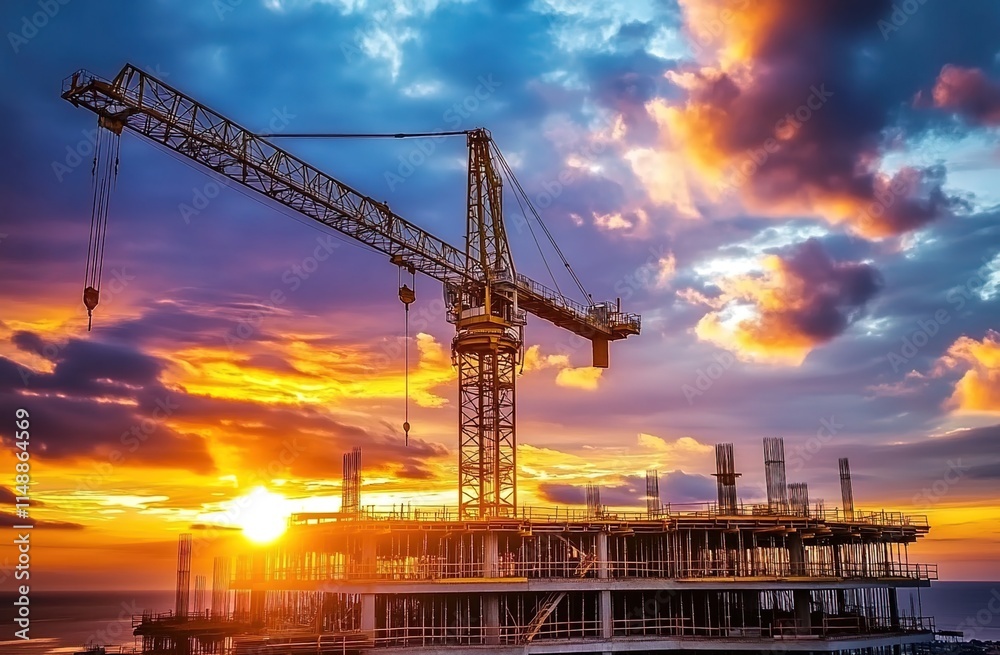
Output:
693,239,880,365
523,344,604,390
938,330,1000,412
645,0,952,237
930,65,1000,126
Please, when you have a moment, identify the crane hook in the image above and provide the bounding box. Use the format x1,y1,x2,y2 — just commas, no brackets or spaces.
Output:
398,263,415,445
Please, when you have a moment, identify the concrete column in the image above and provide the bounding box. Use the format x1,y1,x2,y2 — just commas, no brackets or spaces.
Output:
832,544,847,613
596,531,612,639
249,553,265,627
600,590,612,639
788,532,805,576
482,533,500,644
745,590,760,630
793,589,812,634
483,532,499,578
597,532,609,579
484,594,500,644
360,535,377,637
889,588,900,630
788,533,811,633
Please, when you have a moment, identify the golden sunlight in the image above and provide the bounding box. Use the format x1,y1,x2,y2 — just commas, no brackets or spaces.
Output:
237,487,290,543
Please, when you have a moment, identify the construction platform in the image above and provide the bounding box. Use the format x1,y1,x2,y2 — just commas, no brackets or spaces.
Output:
136,502,937,655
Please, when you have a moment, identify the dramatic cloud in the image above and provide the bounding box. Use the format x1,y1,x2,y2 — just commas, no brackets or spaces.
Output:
938,330,1000,412
930,65,1000,126
646,0,954,236
693,239,881,364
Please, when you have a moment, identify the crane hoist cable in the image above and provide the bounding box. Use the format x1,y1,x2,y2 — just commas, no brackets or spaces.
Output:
83,127,121,330
397,263,416,446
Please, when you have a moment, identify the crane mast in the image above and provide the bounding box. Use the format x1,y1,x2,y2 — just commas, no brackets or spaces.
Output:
61,63,640,518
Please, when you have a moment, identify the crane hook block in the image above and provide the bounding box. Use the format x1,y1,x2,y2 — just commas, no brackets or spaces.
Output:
83,286,100,331
398,284,415,305
83,286,100,311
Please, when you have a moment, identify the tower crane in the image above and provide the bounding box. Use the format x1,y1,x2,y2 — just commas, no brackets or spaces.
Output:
61,64,641,519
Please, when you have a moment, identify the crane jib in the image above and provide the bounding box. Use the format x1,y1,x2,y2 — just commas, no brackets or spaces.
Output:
60,64,640,351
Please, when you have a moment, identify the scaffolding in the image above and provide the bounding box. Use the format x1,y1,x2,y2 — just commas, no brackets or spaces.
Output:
133,444,937,655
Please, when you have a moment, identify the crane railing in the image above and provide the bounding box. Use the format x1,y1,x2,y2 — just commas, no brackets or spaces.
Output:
61,64,639,343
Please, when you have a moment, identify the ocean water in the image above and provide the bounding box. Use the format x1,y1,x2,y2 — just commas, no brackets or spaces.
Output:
0,590,173,654
900,582,1000,642
0,583,996,653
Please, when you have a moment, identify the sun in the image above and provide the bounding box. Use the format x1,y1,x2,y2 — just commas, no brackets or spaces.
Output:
237,487,289,544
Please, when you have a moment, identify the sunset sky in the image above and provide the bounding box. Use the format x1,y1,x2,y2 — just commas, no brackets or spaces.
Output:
1,0,999,590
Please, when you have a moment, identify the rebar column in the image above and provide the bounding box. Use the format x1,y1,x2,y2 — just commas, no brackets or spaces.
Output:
645,470,661,517
789,482,809,517
839,457,855,520
713,443,741,514
175,533,192,620
763,437,788,514
342,447,362,517
211,556,231,620
193,575,206,616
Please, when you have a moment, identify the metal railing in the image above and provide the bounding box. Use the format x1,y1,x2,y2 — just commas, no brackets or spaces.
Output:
290,502,928,527
238,558,937,585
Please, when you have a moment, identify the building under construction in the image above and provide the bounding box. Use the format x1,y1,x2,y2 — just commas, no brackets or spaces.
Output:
134,439,937,655
57,66,936,654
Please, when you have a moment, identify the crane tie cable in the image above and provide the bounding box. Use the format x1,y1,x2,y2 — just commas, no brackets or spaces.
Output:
492,142,593,304
255,131,471,139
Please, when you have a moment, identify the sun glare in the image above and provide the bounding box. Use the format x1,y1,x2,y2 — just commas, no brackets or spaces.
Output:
237,487,289,543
